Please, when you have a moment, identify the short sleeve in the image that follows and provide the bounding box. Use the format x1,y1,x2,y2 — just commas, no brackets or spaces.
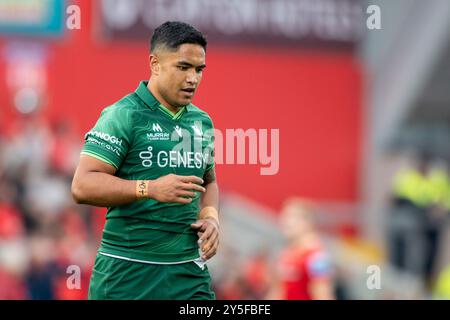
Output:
80,106,132,169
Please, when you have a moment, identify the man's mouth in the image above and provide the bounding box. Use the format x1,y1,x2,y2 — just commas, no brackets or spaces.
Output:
180,88,195,98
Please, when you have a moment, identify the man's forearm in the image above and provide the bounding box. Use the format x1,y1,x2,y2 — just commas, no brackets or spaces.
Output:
72,171,140,207
199,181,220,224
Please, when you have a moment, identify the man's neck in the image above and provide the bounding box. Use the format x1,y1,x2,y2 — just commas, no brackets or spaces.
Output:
147,80,180,115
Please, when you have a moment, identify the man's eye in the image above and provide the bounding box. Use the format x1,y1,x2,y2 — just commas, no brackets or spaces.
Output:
178,66,188,71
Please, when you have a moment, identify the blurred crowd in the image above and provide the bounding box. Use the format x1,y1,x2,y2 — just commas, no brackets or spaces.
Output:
0,113,101,299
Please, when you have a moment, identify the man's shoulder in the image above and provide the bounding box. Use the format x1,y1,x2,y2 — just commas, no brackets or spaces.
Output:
100,93,144,116
187,103,213,123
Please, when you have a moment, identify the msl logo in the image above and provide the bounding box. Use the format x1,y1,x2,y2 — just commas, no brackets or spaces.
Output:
139,146,212,169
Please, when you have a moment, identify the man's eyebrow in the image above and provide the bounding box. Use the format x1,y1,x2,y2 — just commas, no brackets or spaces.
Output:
177,61,206,68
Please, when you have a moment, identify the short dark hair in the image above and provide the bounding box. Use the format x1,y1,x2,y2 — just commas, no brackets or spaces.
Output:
150,21,207,53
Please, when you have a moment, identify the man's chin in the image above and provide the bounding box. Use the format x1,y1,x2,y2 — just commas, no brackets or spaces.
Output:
178,98,192,106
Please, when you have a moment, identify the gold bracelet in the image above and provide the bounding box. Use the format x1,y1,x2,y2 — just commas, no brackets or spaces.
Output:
136,180,148,199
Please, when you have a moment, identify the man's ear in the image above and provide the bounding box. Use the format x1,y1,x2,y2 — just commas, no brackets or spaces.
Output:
149,54,160,76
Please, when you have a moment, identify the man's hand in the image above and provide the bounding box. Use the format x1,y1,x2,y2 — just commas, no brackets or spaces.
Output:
191,217,219,260
148,174,205,204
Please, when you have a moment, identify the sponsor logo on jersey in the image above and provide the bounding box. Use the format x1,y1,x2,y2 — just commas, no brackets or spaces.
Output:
152,123,162,132
86,136,121,156
86,130,123,146
147,123,170,141
139,149,211,169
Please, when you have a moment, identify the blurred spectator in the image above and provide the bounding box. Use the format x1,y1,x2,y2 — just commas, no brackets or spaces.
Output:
0,113,98,300
267,198,335,300
2,113,52,180
25,233,59,300
215,271,249,300
49,120,82,180
242,250,272,299
0,267,26,299
0,182,24,240
388,153,449,285
210,244,248,300
210,243,273,300
0,175,28,299
433,264,450,299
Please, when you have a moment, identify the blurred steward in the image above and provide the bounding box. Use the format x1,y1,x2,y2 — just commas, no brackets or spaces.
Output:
433,263,450,299
388,154,450,283
268,198,335,300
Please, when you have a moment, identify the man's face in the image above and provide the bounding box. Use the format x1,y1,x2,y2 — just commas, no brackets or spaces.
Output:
152,43,206,108
280,205,313,241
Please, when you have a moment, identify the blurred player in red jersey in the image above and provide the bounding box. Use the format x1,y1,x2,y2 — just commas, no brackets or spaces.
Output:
268,198,335,300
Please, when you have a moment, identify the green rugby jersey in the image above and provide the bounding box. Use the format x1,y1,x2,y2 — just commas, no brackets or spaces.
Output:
81,81,215,263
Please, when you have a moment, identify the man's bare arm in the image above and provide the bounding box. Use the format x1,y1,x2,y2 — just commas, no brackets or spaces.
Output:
191,167,220,260
199,168,219,222
72,155,205,207
71,155,137,206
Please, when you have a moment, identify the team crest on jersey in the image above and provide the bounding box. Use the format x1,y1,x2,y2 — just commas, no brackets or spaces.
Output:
191,124,203,136
174,125,183,137
192,122,208,142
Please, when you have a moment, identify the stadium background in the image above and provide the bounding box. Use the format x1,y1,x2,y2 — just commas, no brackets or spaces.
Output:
0,0,449,299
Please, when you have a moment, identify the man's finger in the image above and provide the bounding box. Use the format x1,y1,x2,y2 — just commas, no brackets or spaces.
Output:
199,224,215,242
180,182,206,193
174,197,193,204
205,238,219,259
203,246,217,260
190,221,205,230
176,190,196,198
202,229,218,248
180,175,204,185
202,236,219,259
201,229,218,252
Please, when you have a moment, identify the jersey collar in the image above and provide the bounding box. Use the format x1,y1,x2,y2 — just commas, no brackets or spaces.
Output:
135,80,195,112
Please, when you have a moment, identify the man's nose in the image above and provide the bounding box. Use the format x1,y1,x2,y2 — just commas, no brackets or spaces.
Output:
186,71,199,85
